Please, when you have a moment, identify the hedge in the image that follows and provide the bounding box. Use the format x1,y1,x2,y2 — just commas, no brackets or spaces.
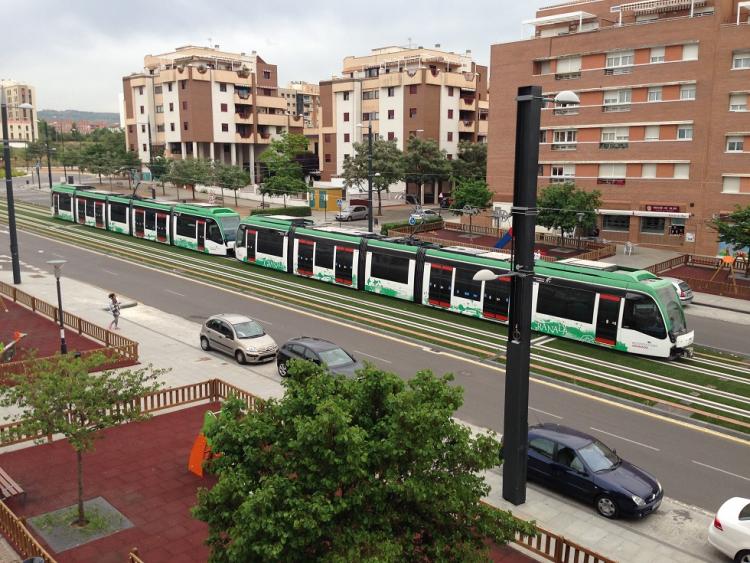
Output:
380,216,443,235
250,206,312,217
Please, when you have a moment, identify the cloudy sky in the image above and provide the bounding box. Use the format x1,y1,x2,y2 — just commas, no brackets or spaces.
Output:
5,0,551,113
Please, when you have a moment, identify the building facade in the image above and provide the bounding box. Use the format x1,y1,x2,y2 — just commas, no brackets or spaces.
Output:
122,46,304,183
279,81,320,128
488,0,750,255
319,45,489,204
0,80,38,145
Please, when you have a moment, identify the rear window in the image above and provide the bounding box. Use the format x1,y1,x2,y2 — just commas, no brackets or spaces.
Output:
678,282,691,292
740,503,750,520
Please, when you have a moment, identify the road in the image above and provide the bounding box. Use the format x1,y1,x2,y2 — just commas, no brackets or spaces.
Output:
2,227,748,513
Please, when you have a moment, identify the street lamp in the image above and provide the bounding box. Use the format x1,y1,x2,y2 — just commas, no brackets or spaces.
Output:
47,259,68,354
476,87,579,507
356,122,374,232
43,122,55,189
1,91,32,285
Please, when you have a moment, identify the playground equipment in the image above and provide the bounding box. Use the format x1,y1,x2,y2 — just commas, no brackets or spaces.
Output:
0,331,27,364
710,255,739,290
188,410,220,477
494,228,513,250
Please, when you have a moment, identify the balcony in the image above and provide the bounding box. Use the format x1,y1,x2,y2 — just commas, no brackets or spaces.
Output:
604,67,633,75
551,142,577,151
256,95,287,110
459,120,475,133
460,97,476,110
599,141,629,149
235,131,252,142
235,112,254,123
553,107,580,116
555,72,581,81
602,104,631,113
257,112,288,126
234,88,251,101
597,178,626,185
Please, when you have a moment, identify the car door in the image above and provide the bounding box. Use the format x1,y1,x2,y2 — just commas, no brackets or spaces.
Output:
205,320,224,351
355,206,367,220
552,446,597,501
303,347,321,366
211,321,233,353
527,436,556,485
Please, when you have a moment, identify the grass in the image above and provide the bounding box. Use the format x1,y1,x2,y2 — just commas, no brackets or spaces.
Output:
34,505,122,537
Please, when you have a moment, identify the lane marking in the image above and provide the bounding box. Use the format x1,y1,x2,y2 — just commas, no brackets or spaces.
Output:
691,460,750,482
9,224,750,448
102,269,119,276
589,427,660,451
529,407,562,420
164,289,186,297
354,350,393,364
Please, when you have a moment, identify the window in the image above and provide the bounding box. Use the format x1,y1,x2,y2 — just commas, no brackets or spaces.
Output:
642,163,657,178
145,210,156,231
139,105,144,114
537,283,595,324
257,229,284,256
447,154,453,160
602,215,630,231
58,193,71,211
325,154,331,163
138,86,144,95
370,252,410,284
409,85,418,95
343,112,349,122
110,203,127,224
263,70,271,79
169,102,174,111
650,47,665,63
529,438,555,459
599,163,626,178
727,136,744,152
640,217,665,234
167,82,173,92
142,143,147,152
170,123,175,132
622,294,666,339
680,85,696,100
722,176,741,193
219,83,227,92
550,164,575,182
141,124,146,133
220,103,227,112
601,127,629,142
387,87,395,97
221,123,229,132
155,105,163,113
157,124,164,132
453,268,482,301
539,130,547,143
365,67,379,78
344,133,350,142
605,50,634,72
315,242,334,269
556,56,582,77
677,125,693,140
674,163,690,179
447,109,454,119
182,101,188,110
343,154,349,160
729,93,748,111
647,87,662,102
387,109,395,119
175,214,196,237
362,89,379,100
603,89,631,106
682,44,699,61
180,80,186,89
552,129,577,150
447,87,454,96
183,121,188,131
732,51,750,70
343,91,350,101
447,132,453,141
324,133,331,143
645,125,660,141
409,108,417,118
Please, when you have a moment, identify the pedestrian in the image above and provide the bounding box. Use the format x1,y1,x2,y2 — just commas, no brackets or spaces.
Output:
107,293,121,330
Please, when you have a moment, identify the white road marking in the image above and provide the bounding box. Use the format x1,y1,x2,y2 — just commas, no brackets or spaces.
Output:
164,289,186,297
102,269,119,276
589,427,660,451
691,460,750,481
529,407,562,420
353,350,392,364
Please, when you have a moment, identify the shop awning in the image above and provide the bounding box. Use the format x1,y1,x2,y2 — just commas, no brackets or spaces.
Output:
598,209,691,219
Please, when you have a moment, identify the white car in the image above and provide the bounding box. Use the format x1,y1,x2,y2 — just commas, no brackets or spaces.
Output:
660,276,694,305
408,208,439,223
708,497,750,562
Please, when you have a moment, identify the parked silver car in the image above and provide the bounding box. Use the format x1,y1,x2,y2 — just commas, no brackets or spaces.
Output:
660,277,694,305
200,313,278,364
336,205,369,221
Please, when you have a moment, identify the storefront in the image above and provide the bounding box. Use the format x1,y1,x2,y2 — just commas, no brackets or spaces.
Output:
598,206,692,243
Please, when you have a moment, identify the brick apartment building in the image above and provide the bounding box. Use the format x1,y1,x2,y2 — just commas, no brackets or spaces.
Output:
0,79,38,145
122,46,304,183
488,0,750,256
319,45,489,205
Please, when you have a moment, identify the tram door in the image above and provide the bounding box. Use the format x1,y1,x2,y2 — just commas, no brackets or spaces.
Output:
94,202,105,227
297,240,314,275
595,294,621,346
76,199,86,223
428,264,453,307
482,276,511,320
334,246,353,285
53,194,60,216
134,210,145,236
156,213,168,242
196,220,206,250
246,229,256,262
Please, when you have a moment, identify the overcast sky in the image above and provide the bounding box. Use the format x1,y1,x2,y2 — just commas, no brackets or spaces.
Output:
5,0,550,113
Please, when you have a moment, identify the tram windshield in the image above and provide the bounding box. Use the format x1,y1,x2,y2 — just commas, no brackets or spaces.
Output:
656,286,687,334
218,215,241,242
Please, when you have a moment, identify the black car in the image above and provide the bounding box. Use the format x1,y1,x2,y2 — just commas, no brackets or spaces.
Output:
526,424,663,519
277,337,364,378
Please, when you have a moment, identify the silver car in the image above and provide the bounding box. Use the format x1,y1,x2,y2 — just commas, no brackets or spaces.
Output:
200,313,278,364
661,277,694,305
336,205,369,221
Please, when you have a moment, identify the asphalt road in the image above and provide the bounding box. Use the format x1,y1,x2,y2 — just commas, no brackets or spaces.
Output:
2,227,748,513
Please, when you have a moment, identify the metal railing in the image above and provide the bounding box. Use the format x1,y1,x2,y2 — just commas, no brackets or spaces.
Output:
0,500,56,562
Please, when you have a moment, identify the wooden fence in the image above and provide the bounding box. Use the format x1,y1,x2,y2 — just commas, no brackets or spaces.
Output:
514,526,616,563
645,254,750,299
0,500,56,562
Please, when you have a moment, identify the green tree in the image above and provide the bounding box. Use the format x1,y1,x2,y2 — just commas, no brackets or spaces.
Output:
403,137,451,206
451,178,493,210
213,161,250,206
452,141,487,182
537,182,601,246
147,154,170,194
342,136,404,216
709,205,750,269
165,158,213,200
23,141,45,168
80,142,114,184
194,361,533,563
60,145,81,181
0,354,163,526
258,133,310,206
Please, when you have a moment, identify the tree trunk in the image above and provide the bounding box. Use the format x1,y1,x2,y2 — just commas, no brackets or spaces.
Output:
162,180,166,196
377,189,383,216
234,189,238,206
98,172,102,184
191,184,196,200
283,193,287,208
220,186,225,202
76,449,86,526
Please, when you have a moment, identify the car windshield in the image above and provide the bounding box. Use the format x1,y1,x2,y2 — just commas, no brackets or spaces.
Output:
218,215,240,241
656,286,687,333
318,347,354,368
577,440,620,473
232,320,264,338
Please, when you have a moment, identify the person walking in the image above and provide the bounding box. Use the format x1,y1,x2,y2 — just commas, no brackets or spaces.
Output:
107,293,121,330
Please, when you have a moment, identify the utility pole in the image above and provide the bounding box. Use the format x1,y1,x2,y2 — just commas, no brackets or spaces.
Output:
367,121,373,232
44,122,54,189
1,89,22,284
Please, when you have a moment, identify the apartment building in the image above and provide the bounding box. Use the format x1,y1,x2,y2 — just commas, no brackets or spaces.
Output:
0,80,38,145
122,46,304,183
488,0,750,255
279,81,320,128
319,45,489,204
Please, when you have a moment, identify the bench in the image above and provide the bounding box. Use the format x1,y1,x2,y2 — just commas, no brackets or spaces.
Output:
0,467,25,503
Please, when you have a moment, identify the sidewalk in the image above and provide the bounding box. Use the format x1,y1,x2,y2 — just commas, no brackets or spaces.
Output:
0,267,724,563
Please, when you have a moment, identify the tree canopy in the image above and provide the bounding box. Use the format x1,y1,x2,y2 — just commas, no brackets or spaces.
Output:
194,361,532,563
164,158,213,199
537,182,601,243
259,133,310,201
451,179,493,210
708,204,750,254
403,137,451,199
452,141,487,183
342,137,405,215
213,161,251,205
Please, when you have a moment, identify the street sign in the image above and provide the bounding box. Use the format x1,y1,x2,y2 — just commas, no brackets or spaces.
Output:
336,198,343,208
408,216,417,226
208,194,215,204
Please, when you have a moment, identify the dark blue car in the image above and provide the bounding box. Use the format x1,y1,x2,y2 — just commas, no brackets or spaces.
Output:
526,424,663,519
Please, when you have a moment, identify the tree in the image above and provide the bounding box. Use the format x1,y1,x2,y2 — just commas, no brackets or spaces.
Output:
708,205,750,270
213,162,250,206
451,178,493,210
537,182,601,246
165,158,213,200
403,137,451,206
452,141,487,183
80,142,114,184
147,154,170,195
342,137,404,216
259,133,310,206
0,354,163,526
23,141,45,169
194,361,533,563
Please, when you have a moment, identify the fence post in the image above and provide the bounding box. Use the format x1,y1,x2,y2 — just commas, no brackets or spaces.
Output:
554,536,564,563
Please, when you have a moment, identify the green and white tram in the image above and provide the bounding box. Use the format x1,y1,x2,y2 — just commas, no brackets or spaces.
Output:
51,184,240,255
236,215,694,359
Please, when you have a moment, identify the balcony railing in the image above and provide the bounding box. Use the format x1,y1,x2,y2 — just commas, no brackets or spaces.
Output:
551,142,577,151
597,177,626,185
602,104,631,112
604,67,633,75
555,72,581,80
599,141,629,149
553,107,580,115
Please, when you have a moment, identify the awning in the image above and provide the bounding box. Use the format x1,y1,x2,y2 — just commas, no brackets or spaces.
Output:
612,0,706,15
522,11,595,26
598,209,691,219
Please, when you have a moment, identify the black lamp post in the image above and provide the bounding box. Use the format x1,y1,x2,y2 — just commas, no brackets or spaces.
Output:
47,259,68,354
474,86,579,506
357,122,374,232
44,123,54,189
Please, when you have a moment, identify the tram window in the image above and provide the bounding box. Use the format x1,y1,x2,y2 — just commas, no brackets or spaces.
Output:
176,214,197,237
370,252,410,284
207,220,223,244
537,283,595,324
85,199,95,217
110,203,127,223
315,242,334,269
237,225,247,247
622,295,666,339
453,267,482,301
257,229,284,256
58,194,72,211
145,210,156,230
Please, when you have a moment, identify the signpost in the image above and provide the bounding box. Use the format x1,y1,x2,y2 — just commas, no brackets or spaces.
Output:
337,198,343,227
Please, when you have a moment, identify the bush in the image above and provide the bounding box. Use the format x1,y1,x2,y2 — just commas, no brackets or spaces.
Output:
250,206,312,217
0,169,25,179
381,215,442,235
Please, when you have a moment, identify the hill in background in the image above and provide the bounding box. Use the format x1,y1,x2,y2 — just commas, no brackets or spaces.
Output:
38,109,119,125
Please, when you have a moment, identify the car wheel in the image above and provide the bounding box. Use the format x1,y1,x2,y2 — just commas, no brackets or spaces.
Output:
200,336,211,351
347,216,353,222
595,495,619,519
235,350,246,365
735,550,750,563
278,361,288,377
